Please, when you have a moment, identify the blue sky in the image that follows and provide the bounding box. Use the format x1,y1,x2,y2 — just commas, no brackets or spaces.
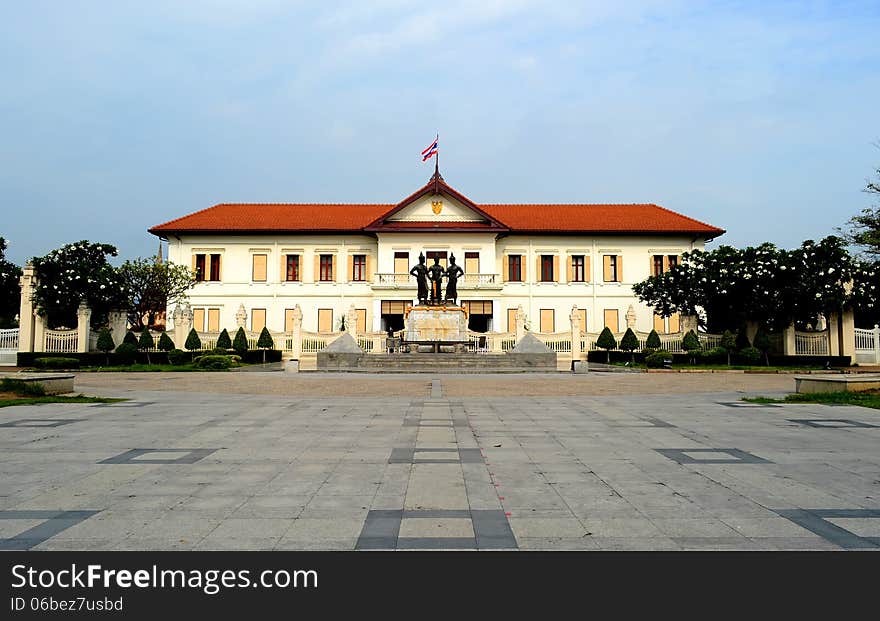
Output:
1,0,879,264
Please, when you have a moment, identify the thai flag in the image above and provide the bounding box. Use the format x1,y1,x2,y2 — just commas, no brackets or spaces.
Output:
421,136,438,161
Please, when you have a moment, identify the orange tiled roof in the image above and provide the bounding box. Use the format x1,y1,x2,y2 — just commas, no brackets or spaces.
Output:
148,178,724,237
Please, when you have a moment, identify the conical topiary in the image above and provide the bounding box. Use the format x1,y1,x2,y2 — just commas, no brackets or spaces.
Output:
96,327,115,365
720,330,736,366
123,331,138,346
185,328,201,351
157,331,174,351
216,328,232,350
595,326,617,363
646,328,661,351
619,328,639,363
257,326,274,363
682,329,701,364
138,329,154,364
233,327,248,356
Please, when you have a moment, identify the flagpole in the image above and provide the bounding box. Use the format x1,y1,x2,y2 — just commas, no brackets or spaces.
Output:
435,133,439,178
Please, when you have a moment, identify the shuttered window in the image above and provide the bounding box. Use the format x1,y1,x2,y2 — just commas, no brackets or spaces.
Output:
381,301,412,315
319,255,333,282
464,252,479,274
462,300,493,315
539,309,555,333
207,308,220,332
251,308,266,333
604,309,619,332
356,309,367,333
285,255,300,281
508,255,522,282
603,255,622,282
352,255,366,281
192,308,206,332
507,308,518,332
252,254,267,282
317,309,333,332
284,309,298,332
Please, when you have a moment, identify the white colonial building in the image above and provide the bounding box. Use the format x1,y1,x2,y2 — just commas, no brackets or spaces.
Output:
148,172,724,361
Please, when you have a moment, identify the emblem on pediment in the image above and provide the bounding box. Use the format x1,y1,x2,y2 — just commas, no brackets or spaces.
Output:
431,200,443,215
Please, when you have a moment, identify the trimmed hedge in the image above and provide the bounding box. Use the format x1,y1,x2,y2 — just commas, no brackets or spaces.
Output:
34,357,80,369
17,349,284,367
194,355,239,370
585,350,852,367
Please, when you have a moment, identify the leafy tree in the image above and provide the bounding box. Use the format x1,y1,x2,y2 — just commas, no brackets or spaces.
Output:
96,327,115,365
682,330,701,365
185,328,201,351
0,237,23,328
645,329,661,350
753,328,771,366
117,257,196,330
720,330,736,366
840,154,880,257
31,241,126,328
257,327,274,363
595,327,617,363
619,328,639,363
123,331,138,346
138,329,155,364
157,331,175,351
233,327,248,356
216,328,232,350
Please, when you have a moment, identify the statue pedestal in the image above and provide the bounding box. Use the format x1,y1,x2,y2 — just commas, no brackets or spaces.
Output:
404,306,468,349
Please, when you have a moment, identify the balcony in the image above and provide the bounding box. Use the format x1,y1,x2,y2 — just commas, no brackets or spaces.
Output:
372,273,503,291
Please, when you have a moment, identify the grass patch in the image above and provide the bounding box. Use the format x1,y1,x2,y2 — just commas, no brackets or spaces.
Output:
743,389,880,410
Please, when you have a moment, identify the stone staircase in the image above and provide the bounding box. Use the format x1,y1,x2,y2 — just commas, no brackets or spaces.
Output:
316,352,558,373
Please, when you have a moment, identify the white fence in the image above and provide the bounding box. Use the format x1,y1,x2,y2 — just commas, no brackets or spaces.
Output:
855,326,880,364
44,329,78,353
795,331,829,356
0,328,18,365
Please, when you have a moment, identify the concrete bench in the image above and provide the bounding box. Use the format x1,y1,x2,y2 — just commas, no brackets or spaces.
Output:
795,374,880,394
1,373,75,395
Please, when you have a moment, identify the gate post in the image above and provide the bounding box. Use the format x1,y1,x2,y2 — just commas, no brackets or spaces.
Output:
33,311,45,353
172,302,193,349
782,323,796,356
291,304,303,360
76,302,91,353
17,264,36,353
874,325,880,365
570,305,582,361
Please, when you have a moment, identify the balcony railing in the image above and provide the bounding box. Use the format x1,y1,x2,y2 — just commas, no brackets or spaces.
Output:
373,273,501,289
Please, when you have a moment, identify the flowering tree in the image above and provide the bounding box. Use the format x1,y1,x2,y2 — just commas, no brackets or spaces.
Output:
0,237,23,328
116,257,196,329
31,241,127,328
633,237,878,333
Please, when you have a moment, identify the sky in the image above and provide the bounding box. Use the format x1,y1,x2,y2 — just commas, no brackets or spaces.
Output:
1,0,879,265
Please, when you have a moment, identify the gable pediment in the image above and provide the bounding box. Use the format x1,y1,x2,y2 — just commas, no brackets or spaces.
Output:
388,192,485,222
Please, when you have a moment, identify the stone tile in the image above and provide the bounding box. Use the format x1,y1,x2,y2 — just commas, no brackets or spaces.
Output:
507,517,589,539
398,517,475,538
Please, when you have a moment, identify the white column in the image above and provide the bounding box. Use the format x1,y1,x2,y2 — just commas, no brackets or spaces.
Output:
173,302,193,350
570,305,582,361
839,308,855,359
346,304,358,336
108,310,127,349
17,264,36,353
291,304,303,360
33,311,45,353
827,312,840,356
76,301,91,353
782,323,796,356
873,324,880,365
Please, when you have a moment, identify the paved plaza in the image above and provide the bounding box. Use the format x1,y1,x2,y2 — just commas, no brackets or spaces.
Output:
1,372,879,550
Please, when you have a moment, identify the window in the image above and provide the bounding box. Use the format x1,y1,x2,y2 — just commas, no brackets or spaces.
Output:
394,252,409,282
319,255,333,282
193,308,206,331
508,255,522,282
352,255,366,281
284,309,298,332
652,255,664,277
603,255,621,282
285,255,300,281
317,309,333,333
540,309,555,333
464,252,479,274
571,255,585,282
540,255,554,282
209,254,221,281
251,308,266,333
252,254,267,282
426,250,447,268
194,255,206,282
667,255,679,269
207,308,220,332
604,309,619,332
507,308,518,332
356,309,367,334
194,254,221,281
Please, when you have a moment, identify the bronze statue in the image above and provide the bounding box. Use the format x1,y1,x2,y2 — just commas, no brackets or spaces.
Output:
410,252,429,305
445,253,464,304
427,256,445,305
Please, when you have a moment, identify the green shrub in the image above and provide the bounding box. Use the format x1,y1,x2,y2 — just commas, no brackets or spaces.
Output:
595,327,617,363
157,332,175,351
114,342,137,366
123,331,138,346
96,327,115,353
194,355,235,370
619,328,639,362
185,328,201,351
682,330,701,364
233,327,248,356
645,328,661,350
738,346,761,364
700,346,727,363
645,350,672,368
720,330,736,366
138,330,155,364
34,357,80,369
216,328,232,350
167,348,190,366
212,347,227,355
257,327,274,362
